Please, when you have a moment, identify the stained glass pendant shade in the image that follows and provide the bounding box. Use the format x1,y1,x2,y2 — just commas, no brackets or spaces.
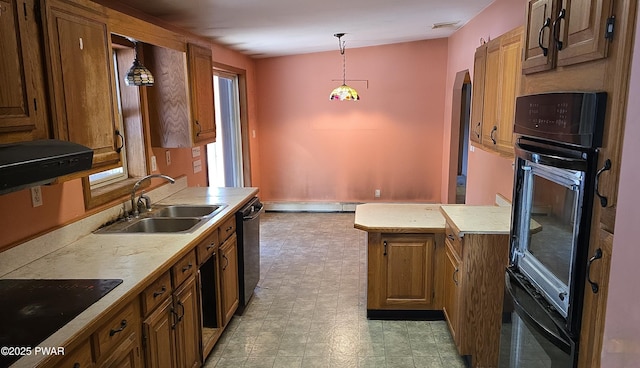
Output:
329,33,359,101
125,43,154,87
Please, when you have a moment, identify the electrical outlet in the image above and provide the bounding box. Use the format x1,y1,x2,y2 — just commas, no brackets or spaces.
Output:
374,189,381,198
150,156,157,172
165,150,171,165
192,147,201,158
31,186,43,207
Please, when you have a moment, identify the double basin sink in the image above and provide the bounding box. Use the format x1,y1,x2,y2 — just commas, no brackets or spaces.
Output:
96,204,226,234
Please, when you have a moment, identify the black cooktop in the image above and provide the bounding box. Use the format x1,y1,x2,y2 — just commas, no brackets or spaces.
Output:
0,279,122,367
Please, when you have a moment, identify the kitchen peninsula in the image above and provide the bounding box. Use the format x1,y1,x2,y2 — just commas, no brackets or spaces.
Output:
354,203,511,367
0,178,257,367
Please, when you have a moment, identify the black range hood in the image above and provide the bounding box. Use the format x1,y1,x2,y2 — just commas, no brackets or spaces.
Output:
0,140,94,195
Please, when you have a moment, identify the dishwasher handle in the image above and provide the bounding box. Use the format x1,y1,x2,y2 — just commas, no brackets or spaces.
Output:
241,198,263,220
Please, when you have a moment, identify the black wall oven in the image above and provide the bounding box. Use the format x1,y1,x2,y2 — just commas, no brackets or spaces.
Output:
500,92,606,367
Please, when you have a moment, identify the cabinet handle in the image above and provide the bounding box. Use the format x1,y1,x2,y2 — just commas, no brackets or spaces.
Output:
226,226,233,232
182,262,193,273
177,301,185,322
490,126,497,144
538,17,551,56
453,268,459,286
552,8,566,51
109,319,127,336
195,120,202,137
587,248,603,294
206,241,216,249
595,159,612,207
447,234,455,241
153,285,167,298
170,307,179,329
474,122,481,139
73,363,80,368
115,129,125,153
222,254,229,270
383,240,387,256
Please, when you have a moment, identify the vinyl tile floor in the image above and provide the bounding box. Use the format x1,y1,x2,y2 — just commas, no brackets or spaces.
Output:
204,212,466,368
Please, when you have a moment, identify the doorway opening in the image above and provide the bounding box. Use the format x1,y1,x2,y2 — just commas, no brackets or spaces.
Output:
448,70,471,204
207,66,250,187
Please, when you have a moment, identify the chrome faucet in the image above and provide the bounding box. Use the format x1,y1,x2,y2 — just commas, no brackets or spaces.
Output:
130,174,176,217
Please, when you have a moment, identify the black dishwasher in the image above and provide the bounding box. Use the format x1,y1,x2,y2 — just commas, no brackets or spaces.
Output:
235,196,263,314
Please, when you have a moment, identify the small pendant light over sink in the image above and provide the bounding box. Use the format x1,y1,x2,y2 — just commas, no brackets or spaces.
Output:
330,33,359,101
125,41,154,87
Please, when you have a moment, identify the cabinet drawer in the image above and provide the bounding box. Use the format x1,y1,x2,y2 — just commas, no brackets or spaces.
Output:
219,216,236,242
172,249,197,288
197,228,219,265
94,301,139,358
56,340,93,367
141,271,172,316
445,222,463,258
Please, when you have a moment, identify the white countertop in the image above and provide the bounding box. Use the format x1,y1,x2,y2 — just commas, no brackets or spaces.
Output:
354,203,446,233
440,205,512,235
354,203,513,236
1,184,257,367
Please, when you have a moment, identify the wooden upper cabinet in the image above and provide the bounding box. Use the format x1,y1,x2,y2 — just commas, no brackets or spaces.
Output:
42,0,121,169
495,29,523,156
0,0,49,143
480,27,523,157
523,0,614,74
469,45,486,145
188,43,216,144
146,43,216,148
481,38,500,149
523,0,558,74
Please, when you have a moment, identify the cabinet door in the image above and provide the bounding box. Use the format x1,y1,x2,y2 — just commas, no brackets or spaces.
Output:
481,38,500,149
174,276,202,368
381,234,436,308
143,298,176,368
188,44,216,144
523,0,558,74
44,0,120,169
577,229,613,368
98,332,142,368
556,0,614,67
56,340,94,368
0,0,49,141
443,241,462,348
495,28,523,156
470,45,486,145
219,233,239,326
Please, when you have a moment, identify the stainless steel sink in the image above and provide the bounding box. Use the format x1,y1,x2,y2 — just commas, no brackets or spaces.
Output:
152,205,224,218
94,204,227,234
120,217,202,233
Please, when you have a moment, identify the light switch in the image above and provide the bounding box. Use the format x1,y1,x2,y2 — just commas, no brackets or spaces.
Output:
193,159,202,173
192,147,201,158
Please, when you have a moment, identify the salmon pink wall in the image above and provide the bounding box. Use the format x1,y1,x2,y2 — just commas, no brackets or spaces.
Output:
0,180,86,248
255,40,448,203
443,0,527,204
601,18,640,367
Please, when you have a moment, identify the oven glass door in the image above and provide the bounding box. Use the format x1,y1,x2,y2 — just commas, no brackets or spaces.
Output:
514,160,585,317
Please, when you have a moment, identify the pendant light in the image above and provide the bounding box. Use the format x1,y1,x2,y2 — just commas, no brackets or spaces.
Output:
125,41,155,87
329,33,359,101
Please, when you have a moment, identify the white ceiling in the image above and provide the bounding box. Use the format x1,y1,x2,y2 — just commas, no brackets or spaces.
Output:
118,0,495,58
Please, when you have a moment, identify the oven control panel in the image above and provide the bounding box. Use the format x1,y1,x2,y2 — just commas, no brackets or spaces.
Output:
514,92,607,148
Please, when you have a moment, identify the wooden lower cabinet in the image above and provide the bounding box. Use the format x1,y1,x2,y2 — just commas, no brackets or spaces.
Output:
443,241,462,347
219,233,239,326
56,340,94,368
367,233,442,312
143,274,201,368
442,221,510,367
